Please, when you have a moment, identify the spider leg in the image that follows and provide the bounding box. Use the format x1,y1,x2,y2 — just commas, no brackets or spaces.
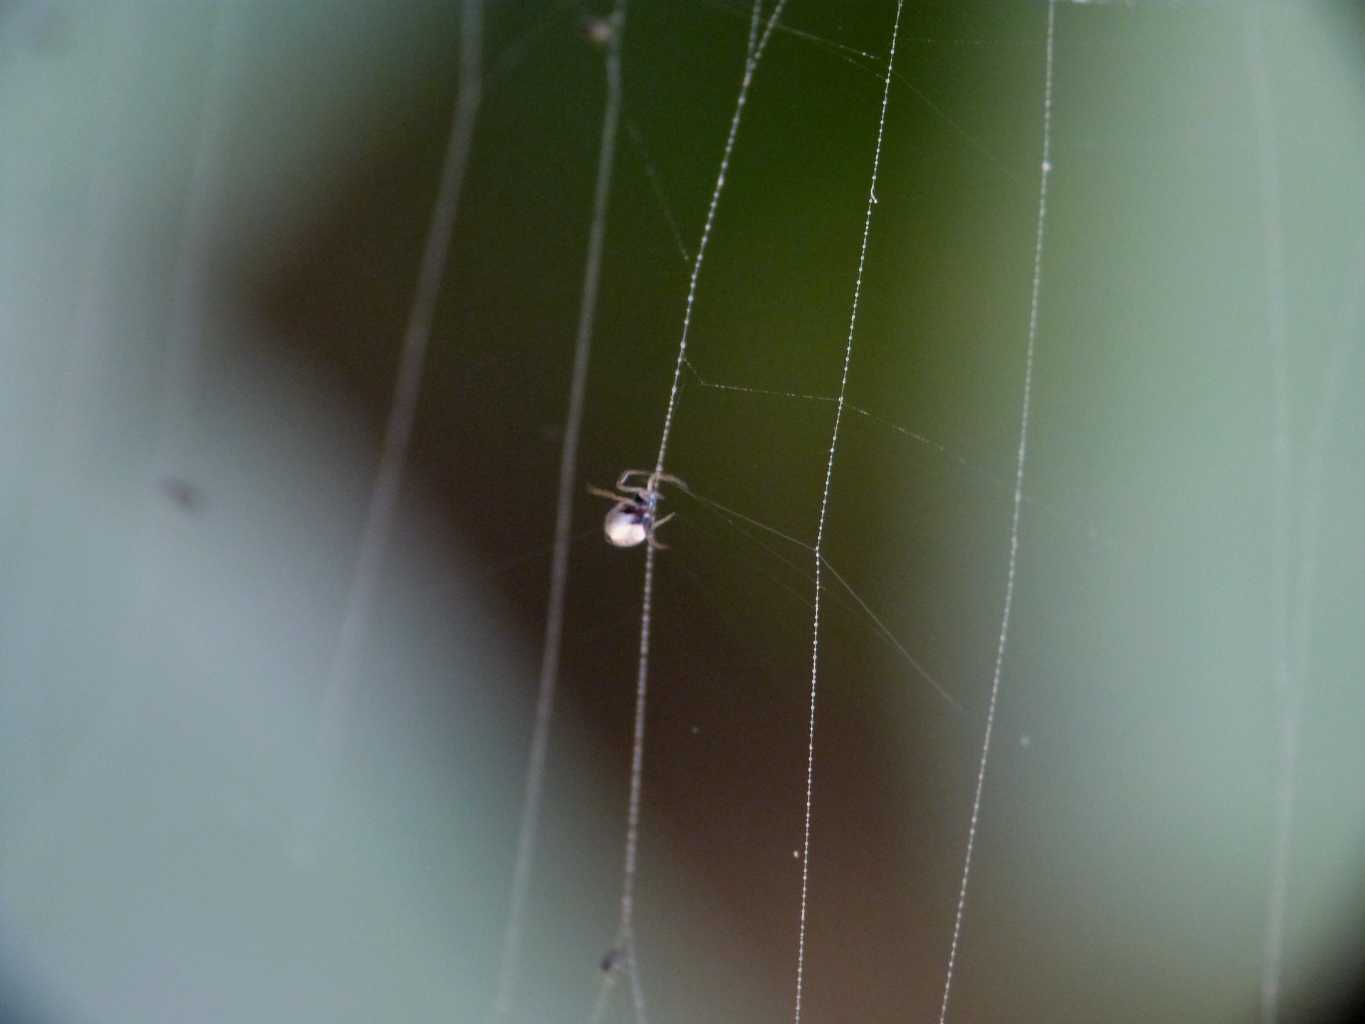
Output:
617,468,652,491
646,510,676,548
587,484,626,502
618,468,687,495
652,472,687,491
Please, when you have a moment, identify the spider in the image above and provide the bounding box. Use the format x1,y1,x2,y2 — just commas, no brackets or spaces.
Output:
588,469,684,550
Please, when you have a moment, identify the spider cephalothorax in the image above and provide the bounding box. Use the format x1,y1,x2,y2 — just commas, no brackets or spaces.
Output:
588,469,684,550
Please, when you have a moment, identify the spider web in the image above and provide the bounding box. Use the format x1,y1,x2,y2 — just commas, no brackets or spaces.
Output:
484,2,1365,1023
2,3,1364,1024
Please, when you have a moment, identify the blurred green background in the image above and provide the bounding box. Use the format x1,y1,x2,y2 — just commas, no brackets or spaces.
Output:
0,1,1363,1022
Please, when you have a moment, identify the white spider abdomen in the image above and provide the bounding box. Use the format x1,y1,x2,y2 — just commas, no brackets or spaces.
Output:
603,505,647,548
